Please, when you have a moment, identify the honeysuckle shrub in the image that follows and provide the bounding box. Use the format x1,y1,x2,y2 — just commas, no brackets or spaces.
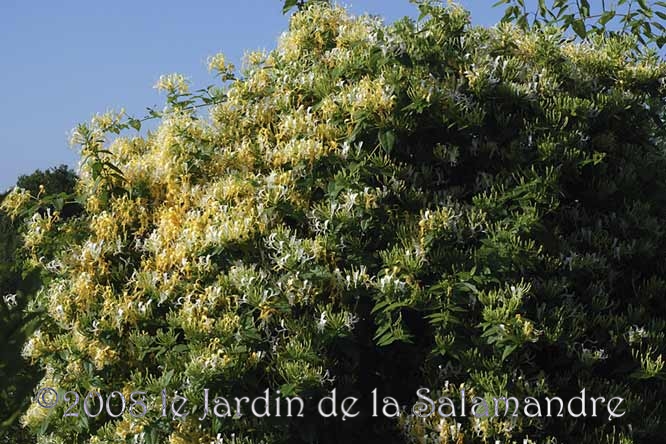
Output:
4,1,666,443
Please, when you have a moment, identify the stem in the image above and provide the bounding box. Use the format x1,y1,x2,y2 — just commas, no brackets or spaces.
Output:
622,0,634,33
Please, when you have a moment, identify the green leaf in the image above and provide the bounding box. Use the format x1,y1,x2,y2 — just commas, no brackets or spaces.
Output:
418,4,430,22
172,344,189,354
371,299,390,315
571,18,587,38
91,162,102,180
501,6,521,23
501,344,518,361
102,161,125,178
279,383,299,397
129,118,142,131
642,21,654,38
282,0,299,14
599,10,616,25
378,129,396,154
326,180,345,201
517,13,529,29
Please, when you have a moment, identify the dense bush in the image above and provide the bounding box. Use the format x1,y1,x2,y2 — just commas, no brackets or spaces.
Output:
0,204,36,444
4,2,666,443
1,165,79,443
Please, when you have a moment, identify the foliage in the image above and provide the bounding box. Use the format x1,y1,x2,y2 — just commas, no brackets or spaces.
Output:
281,0,666,49
494,0,666,48
1,165,79,443
15,165,78,198
281,0,329,14
0,206,35,444
4,2,666,443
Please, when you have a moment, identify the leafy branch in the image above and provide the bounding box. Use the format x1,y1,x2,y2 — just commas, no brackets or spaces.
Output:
494,0,666,47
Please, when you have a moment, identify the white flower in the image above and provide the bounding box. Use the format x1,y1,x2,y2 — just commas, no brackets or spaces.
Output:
45,260,63,273
138,300,152,315
3,293,17,308
340,141,351,158
154,73,189,94
320,369,336,384
317,311,327,332
627,325,648,344
21,331,39,359
344,313,359,330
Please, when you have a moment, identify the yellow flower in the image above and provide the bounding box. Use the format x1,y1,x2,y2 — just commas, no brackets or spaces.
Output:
207,52,235,77
259,303,276,321
88,341,118,369
0,187,31,219
91,109,125,131
115,418,144,440
154,73,189,94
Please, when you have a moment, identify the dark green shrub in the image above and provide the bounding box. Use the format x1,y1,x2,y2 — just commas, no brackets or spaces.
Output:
1,165,79,443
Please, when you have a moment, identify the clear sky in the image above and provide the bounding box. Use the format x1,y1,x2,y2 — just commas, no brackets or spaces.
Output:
0,1,502,191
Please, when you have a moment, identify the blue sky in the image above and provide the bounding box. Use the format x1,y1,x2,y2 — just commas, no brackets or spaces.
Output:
0,1,502,191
